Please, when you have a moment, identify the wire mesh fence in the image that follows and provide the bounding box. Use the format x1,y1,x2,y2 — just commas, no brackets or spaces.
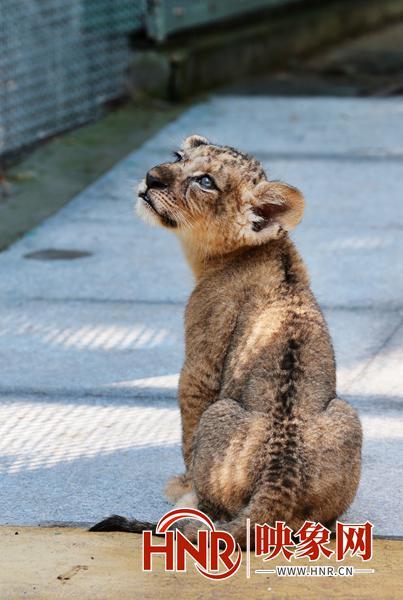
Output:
0,0,297,160
0,0,145,158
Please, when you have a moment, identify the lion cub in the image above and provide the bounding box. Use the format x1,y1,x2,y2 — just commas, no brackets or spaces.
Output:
90,135,362,546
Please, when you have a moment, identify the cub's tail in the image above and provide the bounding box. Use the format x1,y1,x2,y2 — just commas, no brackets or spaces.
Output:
89,515,159,535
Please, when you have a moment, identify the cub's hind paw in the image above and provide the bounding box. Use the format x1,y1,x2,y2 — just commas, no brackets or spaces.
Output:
174,491,198,509
165,473,192,503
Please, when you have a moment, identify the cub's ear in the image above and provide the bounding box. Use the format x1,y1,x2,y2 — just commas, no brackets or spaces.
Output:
182,134,209,150
245,181,304,241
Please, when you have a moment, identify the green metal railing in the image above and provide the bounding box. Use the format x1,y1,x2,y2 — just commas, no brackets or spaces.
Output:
146,0,298,42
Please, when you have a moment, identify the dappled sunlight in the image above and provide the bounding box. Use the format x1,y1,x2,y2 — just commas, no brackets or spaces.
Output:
337,361,378,392
325,236,389,250
0,401,181,475
0,396,400,478
0,313,176,351
361,415,403,440
344,341,403,397
55,324,169,350
111,374,179,391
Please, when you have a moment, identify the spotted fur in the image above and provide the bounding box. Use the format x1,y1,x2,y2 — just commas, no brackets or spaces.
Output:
90,135,362,547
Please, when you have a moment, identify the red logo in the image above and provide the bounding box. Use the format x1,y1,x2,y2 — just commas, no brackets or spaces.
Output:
142,510,374,581
255,520,373,563
336,521,373,561
142,508,242,580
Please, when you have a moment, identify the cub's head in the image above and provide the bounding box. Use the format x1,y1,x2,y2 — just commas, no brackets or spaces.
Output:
137,135,304,255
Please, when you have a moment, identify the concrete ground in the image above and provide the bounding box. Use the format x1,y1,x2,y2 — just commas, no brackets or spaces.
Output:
0,102,185,251
1,527,401,599
0,95,402,539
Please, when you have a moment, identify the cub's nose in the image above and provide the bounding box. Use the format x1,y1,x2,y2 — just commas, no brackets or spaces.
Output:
146,171,168,189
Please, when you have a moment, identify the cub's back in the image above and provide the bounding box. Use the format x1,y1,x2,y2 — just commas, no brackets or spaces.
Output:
184,241,336,413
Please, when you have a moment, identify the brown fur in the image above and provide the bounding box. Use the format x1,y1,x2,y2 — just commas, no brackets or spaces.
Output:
91,135,362,545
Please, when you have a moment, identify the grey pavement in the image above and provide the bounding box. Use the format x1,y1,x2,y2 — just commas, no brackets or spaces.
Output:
0,96,402,535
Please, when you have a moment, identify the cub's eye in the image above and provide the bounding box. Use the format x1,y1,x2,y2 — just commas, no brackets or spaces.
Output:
172,151,183,162
198,174,216,190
